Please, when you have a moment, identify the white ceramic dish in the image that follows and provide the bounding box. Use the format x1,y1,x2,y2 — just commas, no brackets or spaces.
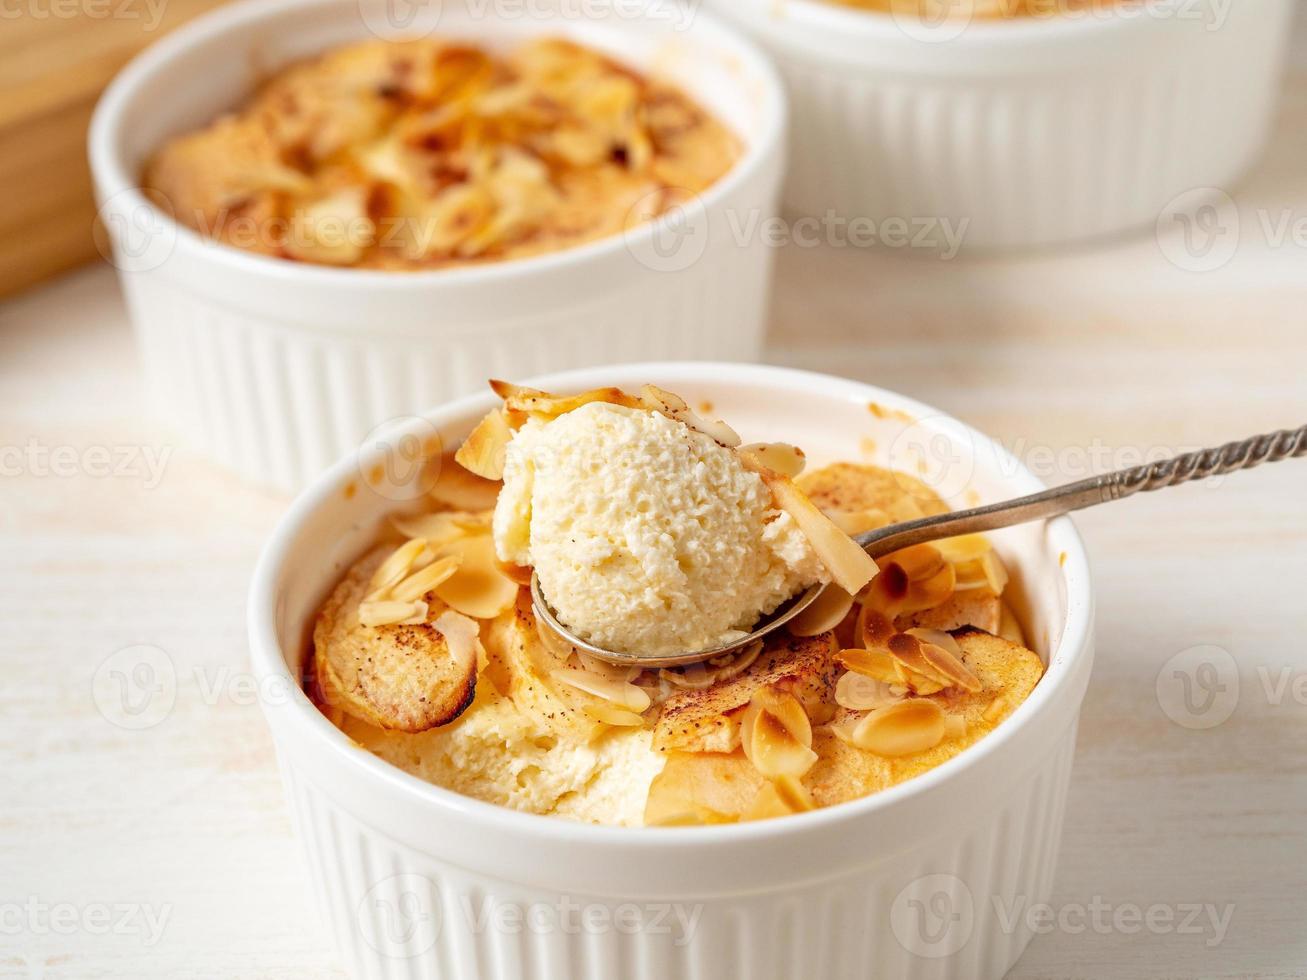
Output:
705,0,1292,249
248,362,1095,980
89,0,786,493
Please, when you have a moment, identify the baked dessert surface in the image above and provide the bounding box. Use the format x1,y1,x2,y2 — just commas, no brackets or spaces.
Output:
309,445,1043,826
143,38,739,269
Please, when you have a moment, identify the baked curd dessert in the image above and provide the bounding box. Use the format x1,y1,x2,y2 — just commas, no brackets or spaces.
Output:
826,0,1122,18
142,38,739,269
309,382,1043,826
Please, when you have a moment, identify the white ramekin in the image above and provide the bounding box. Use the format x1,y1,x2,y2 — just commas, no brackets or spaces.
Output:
248,362,1095,980
89,0,786,493
705,0,1292,249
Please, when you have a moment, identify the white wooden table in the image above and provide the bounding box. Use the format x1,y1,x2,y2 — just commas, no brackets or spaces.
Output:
4,54,1307,980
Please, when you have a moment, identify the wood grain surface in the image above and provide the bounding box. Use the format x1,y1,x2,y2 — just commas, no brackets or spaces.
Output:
2,38,1306,980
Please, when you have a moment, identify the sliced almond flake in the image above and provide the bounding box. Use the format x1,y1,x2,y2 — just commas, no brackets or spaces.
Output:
741,457,877,596
711,641,763,684
933,533,992,564
743,775,814,821
887,632,980,692
904,628,964,660
836,647,900,685
863,564,909,617
835,671,901,711
497,561,534,586
742,687,817,779
389,512,479,549
639,384,741,447
898,562,957,615
944,713,967,739
391,555,462,602
787,585,854,637
576,652,638,684
881,544,945,583
366,539,433,596
554,669,652,713
490,379,638,417
433,534,520,620
432,609,481,662
582,702,646,727
455,409,513,480
359,599,429,628
859,608,898,651
737,442,806,478
429,460,501,512
851,698,947,757
826,718,861,745
661,662,717,690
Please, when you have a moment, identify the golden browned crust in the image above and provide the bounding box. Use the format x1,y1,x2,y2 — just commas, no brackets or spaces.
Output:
652,632,838,753
312,546,477,732
797,462,950,521
645,628,1044,821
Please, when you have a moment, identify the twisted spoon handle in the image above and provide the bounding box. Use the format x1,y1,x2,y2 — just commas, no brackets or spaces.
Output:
855,424,1307,559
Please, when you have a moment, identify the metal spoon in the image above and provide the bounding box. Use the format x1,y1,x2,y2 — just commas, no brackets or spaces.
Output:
532,424,1307,667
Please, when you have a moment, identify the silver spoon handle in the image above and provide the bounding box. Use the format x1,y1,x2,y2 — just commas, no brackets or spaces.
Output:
855,424,1307,559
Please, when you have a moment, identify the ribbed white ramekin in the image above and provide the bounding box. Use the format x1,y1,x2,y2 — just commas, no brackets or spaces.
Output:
89,0,786,493
249,363,1095,980
705,0,1292,249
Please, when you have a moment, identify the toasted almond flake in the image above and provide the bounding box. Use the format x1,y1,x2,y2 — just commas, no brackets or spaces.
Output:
837,647,900,685
455,410,513,480
433,534,519,619
898,561,957,614
639,384,741,447
823,508,891,536
738,442,806,478
826,718,861,745
358,599,429,628
851,698,947,757
576,652,640,684
904,627,963,659
554,669,652,713
887,632,981,692
497,561,534,586
391,555,462,602
788,584,855,637
582,702,647,727
933,533,992,564
429,459,502,512
743,775,814,820
742,458,877,595
661,662,717,690
711,641,763,684
944,713,967,739
882,544,945,583
742,687,817,779
366,539,433,595
863,564,909,617
835,671,901,711
390,511,481,548
432,609,481,660
491,380,638,417
859,608,897,651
